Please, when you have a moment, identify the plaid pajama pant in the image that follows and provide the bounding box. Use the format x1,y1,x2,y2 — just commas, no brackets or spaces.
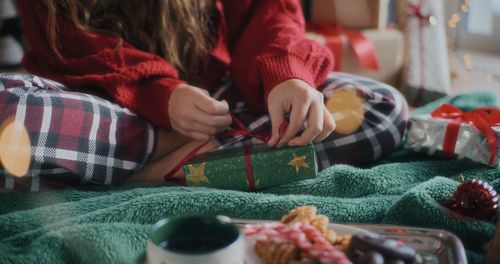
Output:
0,72,408,191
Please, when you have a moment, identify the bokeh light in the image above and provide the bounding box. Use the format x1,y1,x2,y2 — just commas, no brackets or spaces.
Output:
326,87,365,135
463,53,474,70
0,117,31,177
460,4,469,13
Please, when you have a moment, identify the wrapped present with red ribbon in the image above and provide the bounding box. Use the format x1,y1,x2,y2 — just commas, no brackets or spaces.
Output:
405,104,500,166
396,0,451,106
182,143,317,191
306,23,404,86
162,116,317,192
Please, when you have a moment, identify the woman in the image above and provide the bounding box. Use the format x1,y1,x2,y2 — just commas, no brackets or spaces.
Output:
0,0,408,191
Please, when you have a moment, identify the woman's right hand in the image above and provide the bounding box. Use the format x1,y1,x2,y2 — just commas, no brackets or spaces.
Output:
168,84,232,140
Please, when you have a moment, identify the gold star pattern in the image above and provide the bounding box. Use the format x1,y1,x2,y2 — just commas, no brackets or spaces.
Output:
186,163,210,186
288,153,310,173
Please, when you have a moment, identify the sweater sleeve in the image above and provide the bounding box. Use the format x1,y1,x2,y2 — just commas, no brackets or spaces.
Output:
223,0,334,112
16,1,184,129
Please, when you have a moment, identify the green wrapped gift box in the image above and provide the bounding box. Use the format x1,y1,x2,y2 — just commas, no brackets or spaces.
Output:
182,143,317,191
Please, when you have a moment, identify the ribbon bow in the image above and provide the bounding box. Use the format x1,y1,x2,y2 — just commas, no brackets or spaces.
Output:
222,116,272,143
306,23,379,72
431,104,500,165
408,2,432,21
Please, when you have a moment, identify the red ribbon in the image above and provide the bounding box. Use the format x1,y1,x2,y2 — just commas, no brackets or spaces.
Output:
162,140,212,185
222,116,271,143
431,104,500,165
306,23,380,72
408,2,432,21
163,115,289,191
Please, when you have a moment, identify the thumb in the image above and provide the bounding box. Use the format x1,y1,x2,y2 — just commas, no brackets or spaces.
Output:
267,104,285,147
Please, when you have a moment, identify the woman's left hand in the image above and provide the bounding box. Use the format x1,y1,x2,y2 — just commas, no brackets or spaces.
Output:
267,79,336,147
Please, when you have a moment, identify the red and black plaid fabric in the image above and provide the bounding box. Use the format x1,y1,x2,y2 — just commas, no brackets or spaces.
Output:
213,72,409,170
0,74,155,191
0,72,408,191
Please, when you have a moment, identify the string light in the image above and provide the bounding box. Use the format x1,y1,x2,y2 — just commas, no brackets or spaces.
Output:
463,53,474,70
447,0,471,29
447,0,500,82
460,4,469,13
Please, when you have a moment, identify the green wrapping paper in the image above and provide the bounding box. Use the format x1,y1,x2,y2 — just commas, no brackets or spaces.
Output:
182,143,317,191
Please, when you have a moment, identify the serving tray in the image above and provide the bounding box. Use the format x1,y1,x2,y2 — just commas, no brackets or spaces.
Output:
232,219,468,264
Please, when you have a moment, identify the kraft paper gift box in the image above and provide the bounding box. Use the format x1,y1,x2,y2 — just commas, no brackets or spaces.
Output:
306,28,404,86
396,0,451,106
303,0,390,29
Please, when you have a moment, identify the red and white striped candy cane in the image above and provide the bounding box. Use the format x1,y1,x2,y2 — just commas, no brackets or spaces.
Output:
244,223,352,264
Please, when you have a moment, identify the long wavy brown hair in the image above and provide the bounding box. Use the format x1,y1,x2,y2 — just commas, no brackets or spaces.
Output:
43,0,215,83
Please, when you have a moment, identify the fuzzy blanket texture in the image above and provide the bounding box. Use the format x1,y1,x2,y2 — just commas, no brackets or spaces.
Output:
0,92,498,264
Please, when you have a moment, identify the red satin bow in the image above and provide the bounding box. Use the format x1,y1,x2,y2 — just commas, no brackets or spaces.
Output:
408,2,432,21
222,116,271,143
306,23,379,72
431,104,500,165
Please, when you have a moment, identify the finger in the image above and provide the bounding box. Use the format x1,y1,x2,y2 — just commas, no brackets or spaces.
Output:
195,94,230,115
192,109,232,129
186,122,219,136
289,102,323,146
277,99,310,147
171,123,204,141
314,108,336,143
174,116,217,137
186,131,212,141
199,88,210,96
267,104,285,147
173,122,212,141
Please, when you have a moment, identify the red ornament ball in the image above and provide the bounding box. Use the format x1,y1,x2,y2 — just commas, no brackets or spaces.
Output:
448,179,499,220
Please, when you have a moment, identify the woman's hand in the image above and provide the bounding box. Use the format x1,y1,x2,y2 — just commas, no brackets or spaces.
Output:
168,84,232,140
267,79,335,147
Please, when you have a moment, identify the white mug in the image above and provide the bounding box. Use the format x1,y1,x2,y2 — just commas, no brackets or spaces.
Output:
147,215,246,264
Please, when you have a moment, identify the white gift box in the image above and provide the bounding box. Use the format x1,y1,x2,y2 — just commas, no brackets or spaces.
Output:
397,0,451,106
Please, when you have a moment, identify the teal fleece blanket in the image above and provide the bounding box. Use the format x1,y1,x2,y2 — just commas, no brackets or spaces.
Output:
0,92,498,264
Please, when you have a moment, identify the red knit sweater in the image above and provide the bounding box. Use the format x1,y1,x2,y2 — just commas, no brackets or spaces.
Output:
17,0,333,129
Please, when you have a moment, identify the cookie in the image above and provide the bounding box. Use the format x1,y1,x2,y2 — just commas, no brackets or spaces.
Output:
281,206,337,243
